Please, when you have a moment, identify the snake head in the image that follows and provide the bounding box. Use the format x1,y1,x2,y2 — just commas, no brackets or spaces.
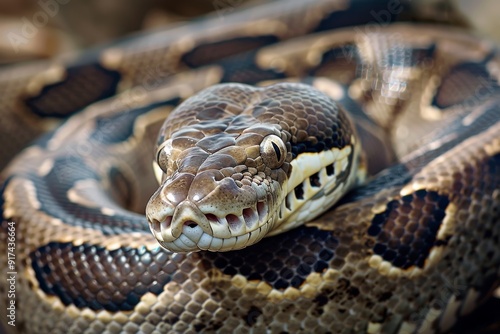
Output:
146,121,291,252
146,82,362,252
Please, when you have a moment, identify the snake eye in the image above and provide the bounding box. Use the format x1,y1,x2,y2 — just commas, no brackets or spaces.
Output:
156,140,171,174
260,134,286,169
157,148,168,173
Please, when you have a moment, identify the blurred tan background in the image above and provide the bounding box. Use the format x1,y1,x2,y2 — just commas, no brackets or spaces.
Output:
0,0,499,65
0,0,232,63
456,0,500,42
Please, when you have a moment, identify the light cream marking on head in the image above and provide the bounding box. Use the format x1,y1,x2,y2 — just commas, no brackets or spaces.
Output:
287,146,350,191
25,65,65,97
151,200,229,252
270,144,358,235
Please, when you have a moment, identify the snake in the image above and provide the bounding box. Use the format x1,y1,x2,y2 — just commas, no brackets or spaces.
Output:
0,0,499,333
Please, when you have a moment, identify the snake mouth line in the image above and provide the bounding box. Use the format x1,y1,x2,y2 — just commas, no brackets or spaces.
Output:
155,225,269,252
149,201,270,251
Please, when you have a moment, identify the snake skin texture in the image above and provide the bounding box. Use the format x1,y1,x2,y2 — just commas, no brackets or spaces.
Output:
146,82,364,252
0,0,499,333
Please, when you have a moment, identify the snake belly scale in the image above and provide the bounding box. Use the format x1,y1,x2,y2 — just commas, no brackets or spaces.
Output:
0,0,499,333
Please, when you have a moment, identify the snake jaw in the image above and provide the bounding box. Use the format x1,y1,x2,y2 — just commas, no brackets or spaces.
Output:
146,184,277,252
147,143,284,253
147,154,279,252
148,134,288,252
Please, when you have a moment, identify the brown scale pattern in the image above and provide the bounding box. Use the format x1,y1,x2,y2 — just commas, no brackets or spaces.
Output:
0,5,499,334
30,243,177,311
432,59,499,109
157,81,353,162
24,65,121,117
367,189,450,269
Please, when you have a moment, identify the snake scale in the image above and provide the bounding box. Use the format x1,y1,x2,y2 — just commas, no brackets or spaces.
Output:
0,0,499,333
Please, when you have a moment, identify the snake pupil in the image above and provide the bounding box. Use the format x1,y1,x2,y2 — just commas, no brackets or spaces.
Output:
271,141,281,161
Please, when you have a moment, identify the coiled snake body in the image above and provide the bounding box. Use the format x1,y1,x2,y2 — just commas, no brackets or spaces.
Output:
0,0,499,333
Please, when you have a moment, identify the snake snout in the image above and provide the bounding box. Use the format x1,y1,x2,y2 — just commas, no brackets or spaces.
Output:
147,193,272,252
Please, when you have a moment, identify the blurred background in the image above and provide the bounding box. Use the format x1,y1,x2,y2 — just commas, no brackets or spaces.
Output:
0,0,499,65
0,0,259,64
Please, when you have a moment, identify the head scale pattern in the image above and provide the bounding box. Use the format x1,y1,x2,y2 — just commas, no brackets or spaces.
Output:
146,82,358,252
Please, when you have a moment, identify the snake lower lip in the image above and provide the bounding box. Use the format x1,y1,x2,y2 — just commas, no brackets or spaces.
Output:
151,202,269,248
160,225,270,252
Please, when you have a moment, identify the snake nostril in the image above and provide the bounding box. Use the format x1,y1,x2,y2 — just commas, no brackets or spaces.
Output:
163,216,172,228
151,219,162,234
184,221,198,228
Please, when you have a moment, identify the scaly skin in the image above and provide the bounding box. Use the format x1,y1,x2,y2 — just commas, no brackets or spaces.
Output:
0,0,498,332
